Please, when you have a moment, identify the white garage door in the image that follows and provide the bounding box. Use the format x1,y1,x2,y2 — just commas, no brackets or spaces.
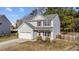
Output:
19,32,32,39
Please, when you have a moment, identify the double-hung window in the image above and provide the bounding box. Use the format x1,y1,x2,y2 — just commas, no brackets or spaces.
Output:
43,20,51,26
37,21,41,26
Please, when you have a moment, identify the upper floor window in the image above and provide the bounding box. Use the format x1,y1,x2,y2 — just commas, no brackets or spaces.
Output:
43,20,51,26
37,21,41,26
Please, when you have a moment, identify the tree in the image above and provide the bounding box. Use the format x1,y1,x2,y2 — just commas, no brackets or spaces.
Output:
44,7,77,32
30,7,47,15
75,18,79,32
61,16,75,32
29,7,79,32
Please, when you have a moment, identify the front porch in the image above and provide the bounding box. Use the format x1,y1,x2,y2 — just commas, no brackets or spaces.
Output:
33,30,51,40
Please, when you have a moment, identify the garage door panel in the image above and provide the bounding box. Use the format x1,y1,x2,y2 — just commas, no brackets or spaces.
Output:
19,32,32,39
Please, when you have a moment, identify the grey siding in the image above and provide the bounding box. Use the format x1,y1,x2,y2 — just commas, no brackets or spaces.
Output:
51,15,60,40
0,15,11,35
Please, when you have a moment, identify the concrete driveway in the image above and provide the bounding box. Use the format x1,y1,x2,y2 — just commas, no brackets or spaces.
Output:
0,39,32,50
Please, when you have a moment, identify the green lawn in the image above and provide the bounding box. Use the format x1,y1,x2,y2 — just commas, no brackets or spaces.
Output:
0,33,18,42
1,39,78,51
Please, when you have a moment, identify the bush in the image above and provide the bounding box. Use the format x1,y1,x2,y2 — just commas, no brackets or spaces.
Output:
56,35,61,39
36,35,42,42
61,32,67,34
45,36,50,43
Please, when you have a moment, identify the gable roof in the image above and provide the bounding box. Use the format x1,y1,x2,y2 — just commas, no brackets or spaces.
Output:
46,14,57,20
16,15,36,28
17,22,53,31
0,15,12,25
0,15,3,22
0,15,5,17
32,14,45,20
24,14,57,22
25,22,35,29
23,15,35,20
17,22,35,30
17,14,58,28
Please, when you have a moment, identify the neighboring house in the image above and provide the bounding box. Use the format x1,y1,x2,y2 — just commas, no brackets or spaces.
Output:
0,15,12,36
17,14,60,41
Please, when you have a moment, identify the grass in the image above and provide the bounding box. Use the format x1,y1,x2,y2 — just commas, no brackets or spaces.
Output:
0,39,77,51
0,33,18,42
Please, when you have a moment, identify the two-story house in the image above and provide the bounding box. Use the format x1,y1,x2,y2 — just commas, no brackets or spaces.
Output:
17,14,60,41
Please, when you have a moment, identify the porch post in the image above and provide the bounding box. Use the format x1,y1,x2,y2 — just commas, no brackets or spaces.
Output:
43,30,45,40
40,32,43,40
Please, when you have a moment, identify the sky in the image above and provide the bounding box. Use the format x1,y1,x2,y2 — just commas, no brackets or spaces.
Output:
0,7,78,26
0,7,34,25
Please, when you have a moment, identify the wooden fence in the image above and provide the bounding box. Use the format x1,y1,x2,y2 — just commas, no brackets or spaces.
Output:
58,33,79,41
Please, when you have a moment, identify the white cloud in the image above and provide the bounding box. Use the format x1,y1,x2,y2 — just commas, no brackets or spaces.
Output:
19,8,24,12
6,8,12,12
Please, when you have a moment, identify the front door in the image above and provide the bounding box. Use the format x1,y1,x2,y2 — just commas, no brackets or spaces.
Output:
43,31,51,40
33,30,51,40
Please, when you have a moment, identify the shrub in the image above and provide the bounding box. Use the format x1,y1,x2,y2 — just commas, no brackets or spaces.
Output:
45,36,50,43
56,35,61,39
36,35,42,42
61,32,67,34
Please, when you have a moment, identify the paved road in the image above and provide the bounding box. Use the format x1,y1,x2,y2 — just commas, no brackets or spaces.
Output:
0,39,35,50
